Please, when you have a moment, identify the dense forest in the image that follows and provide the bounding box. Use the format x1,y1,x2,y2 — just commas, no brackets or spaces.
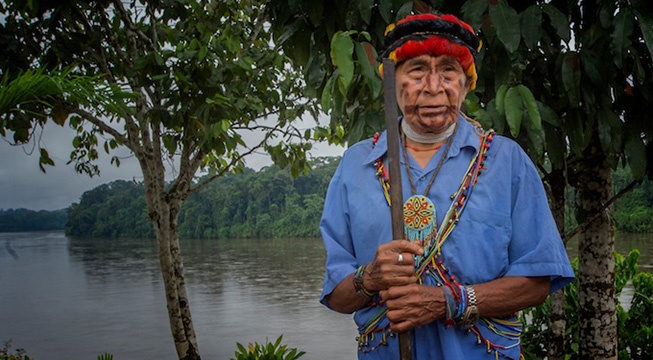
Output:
0,208,67,232
1,157,651,237
64,157,340,239
614,169,653,233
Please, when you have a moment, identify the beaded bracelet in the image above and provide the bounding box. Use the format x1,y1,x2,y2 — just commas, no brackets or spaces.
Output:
353,265,377,298
441,285,457,327
455,284,467,319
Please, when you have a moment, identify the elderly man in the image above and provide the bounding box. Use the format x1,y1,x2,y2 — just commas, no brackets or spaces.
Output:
319,13,574,360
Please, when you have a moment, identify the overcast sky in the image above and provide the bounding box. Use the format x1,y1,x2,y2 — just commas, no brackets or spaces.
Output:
0,122,344,211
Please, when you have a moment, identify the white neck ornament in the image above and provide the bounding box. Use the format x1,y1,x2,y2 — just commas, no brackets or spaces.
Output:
401,119,457,144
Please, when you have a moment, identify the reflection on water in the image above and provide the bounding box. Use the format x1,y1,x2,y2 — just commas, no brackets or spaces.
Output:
1,231,651,360
0,232,357,360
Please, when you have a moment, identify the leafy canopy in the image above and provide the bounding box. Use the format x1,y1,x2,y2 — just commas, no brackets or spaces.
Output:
0,0,319,180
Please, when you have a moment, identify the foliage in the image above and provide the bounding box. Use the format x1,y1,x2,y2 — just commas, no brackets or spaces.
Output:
0,208,66,232
619,271,653,358
96,354,113,360
64,157,340,239
0,340,30,360
1,0,318,178
559,165,653,234
1,1,322,357
230,336,305,360
521,250,653,359
268,0,653,178
0,67,131,172
65,180,153,238
614,166,653,233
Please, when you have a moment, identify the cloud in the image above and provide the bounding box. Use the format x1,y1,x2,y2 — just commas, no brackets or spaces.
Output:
0,123,142,211
0,119,344,211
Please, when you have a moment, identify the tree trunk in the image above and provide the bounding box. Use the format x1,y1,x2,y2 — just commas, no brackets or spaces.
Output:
576,153,617,359
547,168,567,360
143,163,201,360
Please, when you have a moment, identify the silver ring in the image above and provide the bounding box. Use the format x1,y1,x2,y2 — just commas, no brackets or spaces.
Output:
397,253,404,265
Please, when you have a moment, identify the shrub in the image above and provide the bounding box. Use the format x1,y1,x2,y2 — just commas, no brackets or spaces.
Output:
0,340,30,360
231,335,305,360
521,250,653,359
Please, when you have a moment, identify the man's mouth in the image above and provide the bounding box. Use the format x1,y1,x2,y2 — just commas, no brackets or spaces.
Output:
418,105,449,115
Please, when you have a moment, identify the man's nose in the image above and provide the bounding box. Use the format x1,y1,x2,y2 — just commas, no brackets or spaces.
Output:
423,68,443,94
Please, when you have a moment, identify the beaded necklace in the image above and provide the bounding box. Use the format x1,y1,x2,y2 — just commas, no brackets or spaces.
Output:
403,121,458,197
365,126,523,359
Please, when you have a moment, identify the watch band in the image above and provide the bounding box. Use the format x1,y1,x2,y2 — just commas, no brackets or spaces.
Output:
460,285,479,330
466,285,477,307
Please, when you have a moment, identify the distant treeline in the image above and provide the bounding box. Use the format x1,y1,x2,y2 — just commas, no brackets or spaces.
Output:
0,208,67,232
1,157,652,236
64,156,341,239
613,168,653,233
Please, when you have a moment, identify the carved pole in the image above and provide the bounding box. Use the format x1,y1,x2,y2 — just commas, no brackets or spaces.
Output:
382,58,412,360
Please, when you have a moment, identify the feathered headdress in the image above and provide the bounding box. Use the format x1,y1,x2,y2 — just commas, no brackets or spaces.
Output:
379,13,481,89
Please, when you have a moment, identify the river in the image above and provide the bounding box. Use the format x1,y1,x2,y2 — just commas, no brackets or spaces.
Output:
0,231,651,359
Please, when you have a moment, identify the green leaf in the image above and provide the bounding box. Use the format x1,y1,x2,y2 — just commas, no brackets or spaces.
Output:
461,0,489,30
504,86,524,137
396,2,413,21
355,42,381,97
495,84,509,115
634,10,653,63
538,102,560,127
359,0,374,24
625,133,647,180
485,99,505,134
567,112,585,156
523,111,545,161
321,70,337,111
330,31,355,94
597,104,622,155
520,5,542,50
516,85,542,131
346,112,366,144
561,53,581,107
378,0,393,24
543,4,570,43
489,0,521,53
611,7,634,68
198,46,208,62
305,51,326,89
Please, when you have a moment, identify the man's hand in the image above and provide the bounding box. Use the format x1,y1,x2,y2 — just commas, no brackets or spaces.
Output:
363,240,424,292
380,284,445,333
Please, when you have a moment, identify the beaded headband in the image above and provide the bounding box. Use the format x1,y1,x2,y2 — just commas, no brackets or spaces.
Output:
378,14,481,89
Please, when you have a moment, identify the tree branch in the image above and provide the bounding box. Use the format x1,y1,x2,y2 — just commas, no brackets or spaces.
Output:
69,107,129,146
110,0,153,47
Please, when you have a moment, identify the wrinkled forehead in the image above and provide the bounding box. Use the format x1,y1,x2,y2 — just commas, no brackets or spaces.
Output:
400,54,462,68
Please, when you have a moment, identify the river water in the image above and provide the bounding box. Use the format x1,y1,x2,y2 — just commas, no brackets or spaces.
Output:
0,231,651,360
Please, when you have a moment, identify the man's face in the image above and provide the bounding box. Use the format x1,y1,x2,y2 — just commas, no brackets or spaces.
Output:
395,54,470,135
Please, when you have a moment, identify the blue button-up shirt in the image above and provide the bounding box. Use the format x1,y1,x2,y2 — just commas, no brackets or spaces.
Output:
320,116,574,359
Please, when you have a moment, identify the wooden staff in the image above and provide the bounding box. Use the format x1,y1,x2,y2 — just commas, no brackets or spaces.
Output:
382,58,413,360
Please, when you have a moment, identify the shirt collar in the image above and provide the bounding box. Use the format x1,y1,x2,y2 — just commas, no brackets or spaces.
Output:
363,114,482,166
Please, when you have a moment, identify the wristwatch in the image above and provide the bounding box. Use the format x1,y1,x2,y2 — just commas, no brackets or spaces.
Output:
460,285,479,330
